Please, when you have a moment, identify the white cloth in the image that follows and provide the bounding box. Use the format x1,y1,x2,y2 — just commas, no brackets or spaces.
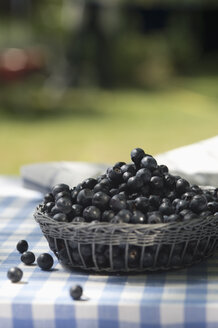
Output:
20,136,218,193
156,136,218,187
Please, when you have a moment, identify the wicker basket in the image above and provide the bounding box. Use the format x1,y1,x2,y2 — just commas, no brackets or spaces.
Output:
34,205,218,273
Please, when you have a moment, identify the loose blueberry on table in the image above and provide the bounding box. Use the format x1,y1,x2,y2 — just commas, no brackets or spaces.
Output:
69,285,83,300
21,251,35,265
16,240,28,253
39,147,218,270
7,267,23,283
37,253,54,270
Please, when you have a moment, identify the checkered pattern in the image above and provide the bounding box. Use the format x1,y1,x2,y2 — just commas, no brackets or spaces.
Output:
1,177,218,328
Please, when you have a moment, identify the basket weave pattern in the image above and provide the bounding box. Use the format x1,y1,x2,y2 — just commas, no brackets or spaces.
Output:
34,205,218,273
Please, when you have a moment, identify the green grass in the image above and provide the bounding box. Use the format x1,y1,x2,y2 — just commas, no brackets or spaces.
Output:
0,76,217,175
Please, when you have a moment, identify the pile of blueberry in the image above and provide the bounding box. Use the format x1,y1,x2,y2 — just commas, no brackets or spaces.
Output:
42,148,218,225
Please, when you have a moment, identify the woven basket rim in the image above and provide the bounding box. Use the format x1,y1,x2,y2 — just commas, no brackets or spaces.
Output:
34,204,218,232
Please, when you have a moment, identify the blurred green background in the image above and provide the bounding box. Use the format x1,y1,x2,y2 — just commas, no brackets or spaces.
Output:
0,0,217,174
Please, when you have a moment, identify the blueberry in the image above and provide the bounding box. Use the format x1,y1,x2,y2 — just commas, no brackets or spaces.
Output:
159,165,169,174
149,195,161,208
136,168,152,183
21,251,35,265
37,253,54,270
102,210,115,222
123,171,133,182
56,197,72,214
175,200,189,213
7,267,23,283
93,183,109,194
69,285,83,300
176,178,190,195
190,195,207,213
71,188,79,202
127,176,143,192
183,211,198,220
121,164,136,174
164,174,176,189
135,197,149,212
181,191,195,201
52,183,69,196
53,213,68,222
191,185,203,194
141,156,157,170
131,148,145,165
109,188,119,196
159,202,174,215
77,189,93,207
99,178,113,189
50,205,61,216
165,190,177,201
110,194,127,211
83,206,101,222
119,183,127,192
107,166,123,182
116,209,132,223
207,202,218,213
147,211,163,224
163,214,180,223
111,216,125,224
130,210,146,224
92,191,110,210
150,176,164,190
55,191,71,201
45,201,55,213
114,161,126,168
44,193,54,203
81,178,97,189
16,240,28,253
71,204,83,217
72,216,86,223
200,211,212,217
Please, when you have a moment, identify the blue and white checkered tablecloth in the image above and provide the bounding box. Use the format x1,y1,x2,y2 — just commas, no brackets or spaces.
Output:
1,176,218,328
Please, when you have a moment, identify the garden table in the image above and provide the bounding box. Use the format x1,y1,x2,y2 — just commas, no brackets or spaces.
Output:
1,136,218,328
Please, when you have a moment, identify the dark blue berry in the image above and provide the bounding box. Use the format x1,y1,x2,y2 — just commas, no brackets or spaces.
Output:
81,178,97,189
45,201,55,213
77,189,93,207
52,184,69,196
130,210,146,224
163,214,181,223
135,197,149,212
21,251,35,265
53,213,68,222
164,174,176,189
116,209,132,223
127,176,143,191
37,253,54,270
102,210,115,222
136,168,152,183
181,191,195,201
190,195,207,213
147,211,163,224
176,178,190,195
175,200,189,213
207,202,218,213
110,194,127,211
159,165,169,174
71,204,83,217
92,191,110,210
44,193,54,203
149,195,161,208
114,161,126,168
107,166,123,182
121,164,136,174
123,171,133,182
7,267,23,283
56,197,72,214
83,206,101,222
72,216,86,223
131,148,145,165
70,285,83,300
141,156,157,170
159,202,174,215
16,240,28,253
50,205,61,216
150,176,164,190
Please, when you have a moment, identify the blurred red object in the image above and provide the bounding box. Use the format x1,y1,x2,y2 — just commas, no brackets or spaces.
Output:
0,47,46,81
